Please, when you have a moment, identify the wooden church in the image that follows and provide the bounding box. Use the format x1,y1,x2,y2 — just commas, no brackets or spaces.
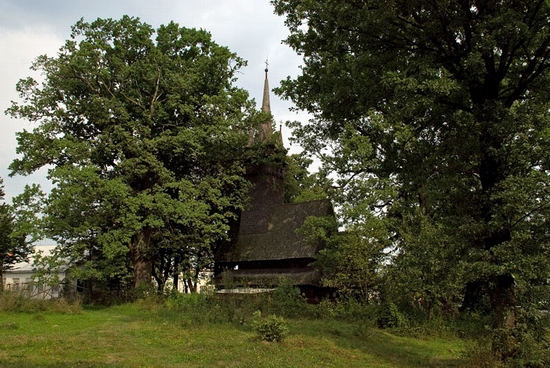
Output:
214,67,335,301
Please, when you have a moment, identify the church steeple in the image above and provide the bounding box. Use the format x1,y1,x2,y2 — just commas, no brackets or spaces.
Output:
262,63,271,114
239,62,286,235
259,61,273,142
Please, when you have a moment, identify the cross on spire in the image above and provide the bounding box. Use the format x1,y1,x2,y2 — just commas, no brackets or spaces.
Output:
258,60,273,141
262,61,271,114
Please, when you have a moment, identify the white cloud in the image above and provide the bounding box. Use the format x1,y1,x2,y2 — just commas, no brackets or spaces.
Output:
0,29,63,200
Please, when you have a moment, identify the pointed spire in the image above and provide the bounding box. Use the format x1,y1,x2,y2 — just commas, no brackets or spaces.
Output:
261,60,271,114
258,60,273,141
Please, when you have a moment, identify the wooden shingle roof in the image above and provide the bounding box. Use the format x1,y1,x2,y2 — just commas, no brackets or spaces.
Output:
216,199,334,263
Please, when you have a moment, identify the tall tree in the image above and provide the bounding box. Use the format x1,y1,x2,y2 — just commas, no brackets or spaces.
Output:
6,17,254,290
273,0,550,357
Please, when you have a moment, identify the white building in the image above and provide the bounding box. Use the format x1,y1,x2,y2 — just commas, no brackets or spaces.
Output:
160,271,214,294
2,245,73,299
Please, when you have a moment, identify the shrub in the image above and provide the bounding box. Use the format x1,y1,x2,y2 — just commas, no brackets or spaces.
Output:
268,278,310,318
316,297,379,323
377,302,409,329
252,311,289,342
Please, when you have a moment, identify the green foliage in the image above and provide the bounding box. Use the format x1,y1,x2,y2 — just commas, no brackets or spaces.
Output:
164,290,213,320
164,288,265,325
284,154,329,203
316,297,379,324
164,290,212,311
381,210,464,322
163,280,311,325
252,311,289,342
0,178,33,287
29,248,66,294
268,278,310,318
376,303,409,329
273,0,550,360
5,16,256,289
316,227,387,302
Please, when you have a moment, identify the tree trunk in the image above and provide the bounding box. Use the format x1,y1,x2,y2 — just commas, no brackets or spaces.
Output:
152,266,164,292
172,253,181,292
187,278,196,293
172,272,179,292
489,274,517,359
461,280,489,313
130,227,153,290
475,103,516,359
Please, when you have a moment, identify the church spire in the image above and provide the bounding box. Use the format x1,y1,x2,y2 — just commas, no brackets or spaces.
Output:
259,60,273,141
262,60,271,114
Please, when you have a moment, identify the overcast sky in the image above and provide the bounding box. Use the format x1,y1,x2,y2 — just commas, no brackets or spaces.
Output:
0,0,307,201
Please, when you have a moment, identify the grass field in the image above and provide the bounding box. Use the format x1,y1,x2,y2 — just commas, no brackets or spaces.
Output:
0,301,469,368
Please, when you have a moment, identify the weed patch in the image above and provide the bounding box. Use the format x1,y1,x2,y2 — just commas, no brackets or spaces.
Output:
0,291,82,314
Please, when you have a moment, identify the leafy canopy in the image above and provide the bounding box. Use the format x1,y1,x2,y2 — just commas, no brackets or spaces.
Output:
273,0,550,348
6,16,256,289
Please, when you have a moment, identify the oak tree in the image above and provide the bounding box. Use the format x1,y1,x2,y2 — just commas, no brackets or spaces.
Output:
273,0,550,357
6,17,254,291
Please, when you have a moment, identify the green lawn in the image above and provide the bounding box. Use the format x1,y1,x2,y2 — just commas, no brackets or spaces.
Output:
0,304,467,367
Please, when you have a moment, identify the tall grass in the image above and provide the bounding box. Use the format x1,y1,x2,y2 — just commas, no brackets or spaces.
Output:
161,279,316,325
0,291,82,314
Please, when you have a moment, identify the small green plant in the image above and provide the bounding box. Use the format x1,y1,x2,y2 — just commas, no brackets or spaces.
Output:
252,311,289,342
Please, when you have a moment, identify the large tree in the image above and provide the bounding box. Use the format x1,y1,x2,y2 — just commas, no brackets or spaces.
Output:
273,0,550,357
6,16,254,290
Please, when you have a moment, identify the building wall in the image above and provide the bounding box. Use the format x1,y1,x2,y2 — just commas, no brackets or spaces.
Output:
2,271,68,299
2,245,73,299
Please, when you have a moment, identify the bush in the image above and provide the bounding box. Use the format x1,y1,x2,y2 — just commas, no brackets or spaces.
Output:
268,278,310,318
316,297,379,323
377,302,409,329
252,311,289,342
